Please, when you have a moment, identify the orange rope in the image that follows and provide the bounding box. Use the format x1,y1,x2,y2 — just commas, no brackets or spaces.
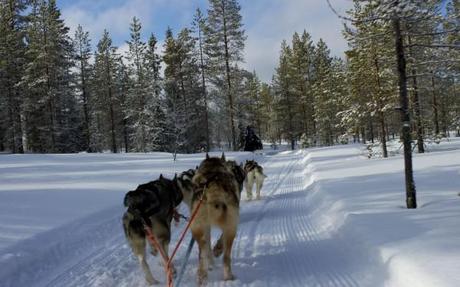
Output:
143,193,205,287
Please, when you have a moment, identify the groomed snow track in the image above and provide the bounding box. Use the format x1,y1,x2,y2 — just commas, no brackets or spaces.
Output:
1,150,386,287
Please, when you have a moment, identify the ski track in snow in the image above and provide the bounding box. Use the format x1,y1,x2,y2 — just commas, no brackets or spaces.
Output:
0,149,391,287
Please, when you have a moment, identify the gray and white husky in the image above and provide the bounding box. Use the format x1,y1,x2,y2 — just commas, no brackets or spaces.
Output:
122,174,183,285
244,160,267,200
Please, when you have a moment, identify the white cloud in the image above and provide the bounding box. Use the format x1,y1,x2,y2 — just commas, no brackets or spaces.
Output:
62,0,352,83
241,0,353,82
62,0,193,48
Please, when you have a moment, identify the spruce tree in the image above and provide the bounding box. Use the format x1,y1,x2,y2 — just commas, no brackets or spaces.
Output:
273,41,297,150
145,33,168,151
192,8,211,151
163,27,205,153
93,30,120,153
73,24,92,152
290,31,316,144
23,0,78,152
206,0,246,150
125,17,152,152
0,0,27,153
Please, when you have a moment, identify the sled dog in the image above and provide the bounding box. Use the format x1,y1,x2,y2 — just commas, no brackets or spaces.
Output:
223,157,246,197
186,153,240,285
122,174,183,285
211,155,246,258
244,160,267,200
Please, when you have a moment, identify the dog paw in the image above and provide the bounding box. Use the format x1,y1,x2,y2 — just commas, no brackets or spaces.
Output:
146,277,159,285
197,272,208,286
150,248,158,257
212,241,223,258
224,273,236,281
169,265,177,277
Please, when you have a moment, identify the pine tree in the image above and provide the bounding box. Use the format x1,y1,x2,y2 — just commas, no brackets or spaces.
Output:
163,27,205,153
343,4,397,156
125,17,152,152
93,30,120,153
273,40,298,150
312,39,339,146
73,24,92,152
23,0,78,152
259,83,276,144
145,33,168,151
192,8,211,151
114,57,131,152
290,31,316,144
0,0,27,153
206,0,246,150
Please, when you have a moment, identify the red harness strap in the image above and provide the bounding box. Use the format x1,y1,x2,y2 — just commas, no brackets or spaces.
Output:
143,195,205,287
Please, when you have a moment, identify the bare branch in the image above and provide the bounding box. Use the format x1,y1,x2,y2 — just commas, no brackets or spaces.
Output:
325,0,389,24
406,43,460,49
403,28,460,37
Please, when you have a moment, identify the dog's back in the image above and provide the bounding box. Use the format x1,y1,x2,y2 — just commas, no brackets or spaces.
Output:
122,176,183,285
193,157,239,225
190,156,240,284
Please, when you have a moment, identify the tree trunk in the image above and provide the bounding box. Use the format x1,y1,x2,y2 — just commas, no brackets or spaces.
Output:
105,54,117,153
198,23,210,151
80,64,91,152
431,72,440,136
393,17,417,209
407,36,424,153
411,70,425,153
379,110,388,158
373,56,387,157
369,116,374,143
221,1,237,150
440,89,448,136
123,118,129,152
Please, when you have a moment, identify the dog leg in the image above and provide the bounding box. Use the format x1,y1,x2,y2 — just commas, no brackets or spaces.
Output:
150,245,158,256
160,239,176,276
193,229,209,286
256,175,264,200
206,230,214,269
212,233,224,258
245,176,254,201
138,254,158,285
128,235,158,285
222,229,236,281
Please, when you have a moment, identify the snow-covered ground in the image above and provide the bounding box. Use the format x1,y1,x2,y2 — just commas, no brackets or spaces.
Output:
1,142,460,286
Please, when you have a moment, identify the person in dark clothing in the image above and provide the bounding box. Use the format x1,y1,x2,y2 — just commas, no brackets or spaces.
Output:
244,126,263,151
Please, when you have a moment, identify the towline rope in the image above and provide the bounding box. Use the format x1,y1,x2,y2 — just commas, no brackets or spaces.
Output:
142,188,206,287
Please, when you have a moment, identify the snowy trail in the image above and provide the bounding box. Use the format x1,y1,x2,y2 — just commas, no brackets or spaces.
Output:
3,144,460,286
218,150,384,287
1,149,388,287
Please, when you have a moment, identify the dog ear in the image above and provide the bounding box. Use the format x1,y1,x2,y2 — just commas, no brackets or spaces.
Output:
174,173,177,180
123,192,131,207
206,152,210,159
192,173,206,186
159,174,163,179
221,152,226,161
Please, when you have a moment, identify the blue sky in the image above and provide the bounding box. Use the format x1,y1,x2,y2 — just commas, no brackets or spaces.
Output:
59,0,353,82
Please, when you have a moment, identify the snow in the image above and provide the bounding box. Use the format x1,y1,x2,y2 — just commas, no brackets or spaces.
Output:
1,143,460,286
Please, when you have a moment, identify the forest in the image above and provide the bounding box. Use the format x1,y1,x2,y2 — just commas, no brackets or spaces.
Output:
0,0,459,155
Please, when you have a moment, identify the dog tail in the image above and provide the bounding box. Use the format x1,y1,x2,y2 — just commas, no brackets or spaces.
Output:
122,212,145,239
256,166,267,178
